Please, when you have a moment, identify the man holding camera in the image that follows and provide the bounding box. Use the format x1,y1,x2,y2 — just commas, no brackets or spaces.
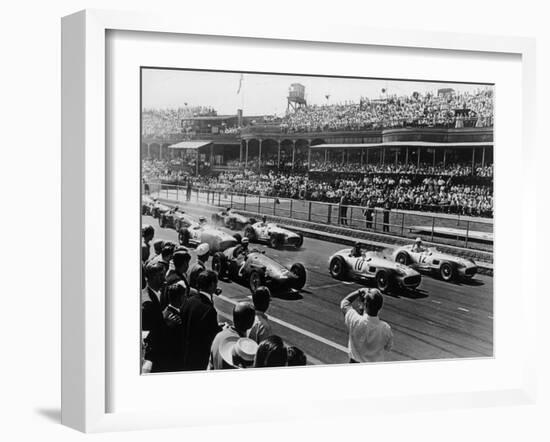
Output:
340,288,393,363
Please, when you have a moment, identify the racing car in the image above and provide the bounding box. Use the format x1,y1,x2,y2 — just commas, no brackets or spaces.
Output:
211,208,256,231
178,219,240,253
142,195,155,216
211,245,307,294
243,220,303,249
150,200,171,219
158,208,198,230
392,243,477,282
329,246,422,293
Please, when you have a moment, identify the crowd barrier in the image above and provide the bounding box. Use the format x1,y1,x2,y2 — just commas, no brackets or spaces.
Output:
148,183,493,251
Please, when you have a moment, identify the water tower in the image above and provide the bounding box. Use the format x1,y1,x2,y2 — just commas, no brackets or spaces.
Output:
287,83,307,113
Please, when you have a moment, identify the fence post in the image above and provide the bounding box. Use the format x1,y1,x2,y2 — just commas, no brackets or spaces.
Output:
465,221,470,248
373,209,377,231
289,199,293,218
273,197,277,215
430,216,435,242
230,193,233,209
258,195,261,214
401,212,405,236
244,194,247,211
308,201,312,222
196,188,199,202
327,204,332,224
218,191,221,206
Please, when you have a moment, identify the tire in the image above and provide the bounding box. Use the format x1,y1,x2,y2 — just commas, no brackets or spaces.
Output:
294,234,304,249
329,256,347,279
179,228,190,246
290,263,307,290
395,252,410,265
228,218,237,230
159,216,166,228
439,262,455,281
375,270,393,293
211,252,227,277
233,233,242,244
269,234,283,249
249,218,257,225
249,270,264,294
244,226,257,242
141,205,147,215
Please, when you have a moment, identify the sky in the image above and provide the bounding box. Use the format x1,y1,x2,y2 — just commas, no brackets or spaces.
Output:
142,68,493,116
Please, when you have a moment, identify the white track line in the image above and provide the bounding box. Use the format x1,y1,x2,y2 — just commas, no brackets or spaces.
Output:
457,307,470,313
218,294,349,354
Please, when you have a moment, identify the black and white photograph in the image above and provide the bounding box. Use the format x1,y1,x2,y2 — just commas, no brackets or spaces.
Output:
140,68,494,373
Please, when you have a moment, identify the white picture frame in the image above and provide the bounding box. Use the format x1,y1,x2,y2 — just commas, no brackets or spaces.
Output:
61,9,537,433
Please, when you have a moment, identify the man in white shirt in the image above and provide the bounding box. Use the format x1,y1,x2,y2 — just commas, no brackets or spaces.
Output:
340,288,393,363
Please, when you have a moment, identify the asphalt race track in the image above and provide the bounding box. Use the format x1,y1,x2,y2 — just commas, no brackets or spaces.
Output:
143,205,493,366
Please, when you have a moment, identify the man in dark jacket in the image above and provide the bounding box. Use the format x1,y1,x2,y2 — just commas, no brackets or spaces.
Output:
180,269,222,371
162,247,192,309
141,261,170,373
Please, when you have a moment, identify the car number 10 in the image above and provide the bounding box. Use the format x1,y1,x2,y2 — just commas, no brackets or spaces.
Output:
354,258,366,271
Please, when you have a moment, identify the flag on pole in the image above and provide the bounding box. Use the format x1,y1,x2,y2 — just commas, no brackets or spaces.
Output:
237,74,244,94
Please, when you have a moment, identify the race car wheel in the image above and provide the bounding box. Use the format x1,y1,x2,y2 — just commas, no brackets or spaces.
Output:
228,219,237,230
329,256,346,279
211,252,227,277
295,234,304,249
440,262,455,281
179,228,190,247
141,206,147,215
395,252,410,265
244,226,257,242
159,216,166,228
269,234,283,249
249,218,257,225
375,270,393,293
249,271,265,294
290,263,307,290
233,233,242,244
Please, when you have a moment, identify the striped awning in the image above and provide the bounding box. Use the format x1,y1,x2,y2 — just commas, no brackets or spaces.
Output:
168,140,212,149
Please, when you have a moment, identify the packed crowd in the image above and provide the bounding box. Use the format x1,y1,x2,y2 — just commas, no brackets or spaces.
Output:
309,161,493,177
282,88,493,133
140,226,309,372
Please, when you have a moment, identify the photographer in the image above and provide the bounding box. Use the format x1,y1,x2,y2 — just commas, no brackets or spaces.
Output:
340,288,393,363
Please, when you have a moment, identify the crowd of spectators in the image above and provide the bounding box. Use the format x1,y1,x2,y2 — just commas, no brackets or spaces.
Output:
144,157,494,217
309,161,492,177
142,89,493,139
281,88,493,133
141,227,308,372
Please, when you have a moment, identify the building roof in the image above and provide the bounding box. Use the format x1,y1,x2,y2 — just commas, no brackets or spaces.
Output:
168,140,213,149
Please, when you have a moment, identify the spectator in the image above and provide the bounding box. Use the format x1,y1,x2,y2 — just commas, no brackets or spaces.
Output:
141,225,155,263
254,335,288,368
189,243,210,289
141,261,170,373
248,286,273,344
209,301,256,369
340,288,393,363
287,346,307,366
162,247,192,309
179,270,222,371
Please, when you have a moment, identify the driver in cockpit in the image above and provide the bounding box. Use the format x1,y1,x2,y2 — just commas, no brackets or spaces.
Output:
411,237,425,253
350,242,363,258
